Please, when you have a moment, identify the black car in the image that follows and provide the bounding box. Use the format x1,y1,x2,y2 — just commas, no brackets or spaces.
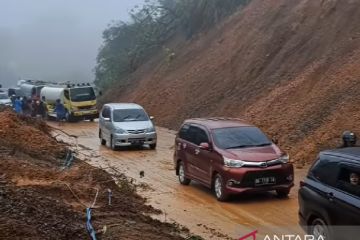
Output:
299,147,360,240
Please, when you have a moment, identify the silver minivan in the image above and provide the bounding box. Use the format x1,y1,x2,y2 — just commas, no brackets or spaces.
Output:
99,103,157,150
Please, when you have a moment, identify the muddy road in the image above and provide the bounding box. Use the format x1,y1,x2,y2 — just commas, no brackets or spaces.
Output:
52,121,308,239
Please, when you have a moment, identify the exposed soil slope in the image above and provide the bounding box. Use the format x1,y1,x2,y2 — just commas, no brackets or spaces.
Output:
104,0,360,165
0,109,190,239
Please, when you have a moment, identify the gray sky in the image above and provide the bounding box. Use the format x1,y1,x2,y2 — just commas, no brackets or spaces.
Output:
0,0,144,87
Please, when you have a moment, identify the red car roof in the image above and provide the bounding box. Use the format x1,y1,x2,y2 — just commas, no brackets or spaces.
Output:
184,117,253,129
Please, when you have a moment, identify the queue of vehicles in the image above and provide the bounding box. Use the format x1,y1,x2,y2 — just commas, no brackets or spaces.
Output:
98,103,359,240
2,79,359,239
1,79,99,121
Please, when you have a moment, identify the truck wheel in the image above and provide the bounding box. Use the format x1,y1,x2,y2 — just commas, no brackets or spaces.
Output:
150,143,157,150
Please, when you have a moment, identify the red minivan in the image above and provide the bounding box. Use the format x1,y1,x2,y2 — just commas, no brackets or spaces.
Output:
174,118,294,201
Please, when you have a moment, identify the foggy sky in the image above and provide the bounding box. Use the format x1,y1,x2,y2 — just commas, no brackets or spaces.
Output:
0,0,144,87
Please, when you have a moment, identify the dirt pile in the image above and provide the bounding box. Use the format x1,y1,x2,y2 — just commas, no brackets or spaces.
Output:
103,0,360,165
0,109,64,159
0,110,193,239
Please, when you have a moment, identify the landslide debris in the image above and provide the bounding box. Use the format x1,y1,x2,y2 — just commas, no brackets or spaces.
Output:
0,109,190,239
103,0,360,165
0,108,64,160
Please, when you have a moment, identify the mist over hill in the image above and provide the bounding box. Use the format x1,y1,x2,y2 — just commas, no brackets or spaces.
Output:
0,0,144,87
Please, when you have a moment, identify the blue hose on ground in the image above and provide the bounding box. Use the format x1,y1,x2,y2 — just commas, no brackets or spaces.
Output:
86,208,97,240
64,150,70,165
65,150,74,168
62,150,74,169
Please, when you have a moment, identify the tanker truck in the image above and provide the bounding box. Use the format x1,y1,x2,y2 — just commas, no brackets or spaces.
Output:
40,84,98,122
18,80,46,100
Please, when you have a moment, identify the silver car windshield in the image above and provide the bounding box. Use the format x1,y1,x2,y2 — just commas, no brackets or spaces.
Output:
113,109,149,122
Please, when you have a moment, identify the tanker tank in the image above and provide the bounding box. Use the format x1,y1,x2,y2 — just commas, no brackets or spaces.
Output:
40,87,65,104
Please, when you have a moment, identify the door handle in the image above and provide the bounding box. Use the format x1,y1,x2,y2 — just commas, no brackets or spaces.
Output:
195,149,200,155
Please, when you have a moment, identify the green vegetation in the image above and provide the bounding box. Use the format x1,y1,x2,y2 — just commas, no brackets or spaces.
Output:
95,0,251,89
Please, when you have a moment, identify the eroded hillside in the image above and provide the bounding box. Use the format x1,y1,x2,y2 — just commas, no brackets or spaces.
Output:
103,0,360,165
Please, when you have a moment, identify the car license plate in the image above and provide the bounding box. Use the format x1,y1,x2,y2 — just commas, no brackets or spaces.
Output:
131,139,144,144
255,177,276,186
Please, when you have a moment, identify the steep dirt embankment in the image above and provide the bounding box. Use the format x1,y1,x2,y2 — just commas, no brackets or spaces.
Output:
104,0,360,165
0,108,190,239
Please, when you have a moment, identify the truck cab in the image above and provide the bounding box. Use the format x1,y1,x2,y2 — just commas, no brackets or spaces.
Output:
41,84,98,122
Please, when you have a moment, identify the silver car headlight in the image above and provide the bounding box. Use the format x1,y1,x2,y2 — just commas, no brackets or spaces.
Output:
146,126,156,133
279,154,290,164
115,128,126,134
223,157,245,168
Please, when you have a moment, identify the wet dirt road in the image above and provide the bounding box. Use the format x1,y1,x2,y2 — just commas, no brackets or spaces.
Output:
52,121,308,240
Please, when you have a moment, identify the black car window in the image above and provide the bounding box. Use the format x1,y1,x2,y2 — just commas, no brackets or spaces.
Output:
186,126,199,145
310,157,339,187
179,124,190,140
102,107,110,118
336,167,360,197
196,128,209,145
308,157,320,178
181,125,209,146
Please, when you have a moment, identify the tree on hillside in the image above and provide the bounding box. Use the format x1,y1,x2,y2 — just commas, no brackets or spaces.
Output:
95,0,251,89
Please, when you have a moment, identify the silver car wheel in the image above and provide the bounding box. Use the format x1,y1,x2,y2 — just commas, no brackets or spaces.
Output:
312,219,328,239
215,177,222,198
111,136,116,150
179,164,185,182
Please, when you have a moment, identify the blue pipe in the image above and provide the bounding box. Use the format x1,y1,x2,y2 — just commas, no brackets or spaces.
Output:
66,150,74,168
86,208,97,240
